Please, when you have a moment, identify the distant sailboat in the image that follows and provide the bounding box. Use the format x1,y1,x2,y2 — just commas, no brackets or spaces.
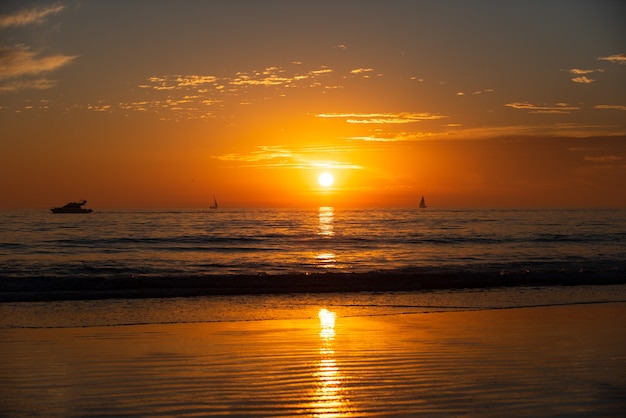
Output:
419,195,427,208
210,195,218,209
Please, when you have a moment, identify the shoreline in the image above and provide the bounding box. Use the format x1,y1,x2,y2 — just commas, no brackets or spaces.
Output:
2,270,625,302
2,302,625,416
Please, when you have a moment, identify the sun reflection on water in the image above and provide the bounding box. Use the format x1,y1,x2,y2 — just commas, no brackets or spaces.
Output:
314,207,338,270
318,206,335,237
315,252,337,269
312,308,352,416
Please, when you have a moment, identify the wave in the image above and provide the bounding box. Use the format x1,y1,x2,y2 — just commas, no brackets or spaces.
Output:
2,265,625,302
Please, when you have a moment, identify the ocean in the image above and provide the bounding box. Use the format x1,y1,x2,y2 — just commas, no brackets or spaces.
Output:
1,207,625,300
2,207,626,416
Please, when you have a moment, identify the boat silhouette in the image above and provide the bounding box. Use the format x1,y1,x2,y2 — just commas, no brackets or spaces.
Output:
419,195,427,208
51,199,93,214
210,195,218,209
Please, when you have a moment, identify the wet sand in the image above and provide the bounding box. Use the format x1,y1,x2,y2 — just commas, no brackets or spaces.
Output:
1,299,625,417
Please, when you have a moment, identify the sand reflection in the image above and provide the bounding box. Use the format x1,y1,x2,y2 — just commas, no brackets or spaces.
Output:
312,308,352,416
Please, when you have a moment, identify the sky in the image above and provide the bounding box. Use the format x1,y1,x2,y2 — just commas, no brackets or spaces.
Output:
1,0,625,209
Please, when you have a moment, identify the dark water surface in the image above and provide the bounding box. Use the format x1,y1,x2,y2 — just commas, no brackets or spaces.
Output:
1,208,625,299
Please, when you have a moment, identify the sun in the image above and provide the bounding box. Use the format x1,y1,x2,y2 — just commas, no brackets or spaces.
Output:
318,172,334,187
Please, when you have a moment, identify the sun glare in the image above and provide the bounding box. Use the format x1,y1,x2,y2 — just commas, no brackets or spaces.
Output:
318,172,334,187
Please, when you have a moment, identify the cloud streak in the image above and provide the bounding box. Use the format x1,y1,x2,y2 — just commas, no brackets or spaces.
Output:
0,78,58,93
0,5,75,93
505,102,580,114
584,155,622,163
139,65,340,93
571,76,594,84
564,68,603,84
594,104,626,111
0,4,65,29
0,45,77,80
316,112,446,124
347,122,626,143
86,64,374,120
597,53,626,65
213,145,363,170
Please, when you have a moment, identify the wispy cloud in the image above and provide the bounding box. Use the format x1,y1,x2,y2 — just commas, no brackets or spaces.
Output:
472,88,494,95
348,132,438,142
0,45,77,80
137,65,364,94
449,123,621,138
507,102,626,114
594,104,626,111
0,4,75,93
568,68,600,75
213,145,363,170
584,155,622,163
0,78,57,92
597,53,626,65
564,68,603,84
0,4,64,29
505,102,580,114
348,122,626,142
571,76,594,84
349,68,373,75
316,112,446,124
86,64,364,119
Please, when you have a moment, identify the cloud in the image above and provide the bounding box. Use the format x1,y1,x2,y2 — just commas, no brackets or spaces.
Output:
348,122,626,143
139,65,335,93
570,69,592,75
94,64,351,119
348,136,399,142
0,4,64,29
568,68,601,75
349,68,374,75
348,132,438,142
594,104,626,111
0,5,75,93
564,68,604,84
584,155,622,163
571,76,594,84
213,145,363,170
0,45,77,80
505,102,580,114
316,112,446,124
0,78,57,92
597,53,626,65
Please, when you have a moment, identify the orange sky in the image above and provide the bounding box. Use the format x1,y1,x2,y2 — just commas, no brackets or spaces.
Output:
1,1,625,208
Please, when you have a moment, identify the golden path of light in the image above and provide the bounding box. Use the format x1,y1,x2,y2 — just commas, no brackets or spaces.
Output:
318,206,335,237
312,308,352,416
314,207,337,269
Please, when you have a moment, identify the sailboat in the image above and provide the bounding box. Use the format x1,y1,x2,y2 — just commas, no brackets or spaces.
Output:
419,195,427,208
210,195,218,209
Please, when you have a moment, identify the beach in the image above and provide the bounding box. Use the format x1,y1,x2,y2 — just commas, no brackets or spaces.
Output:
1,288,625,417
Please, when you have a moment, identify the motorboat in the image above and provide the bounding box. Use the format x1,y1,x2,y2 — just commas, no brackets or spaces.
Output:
51,199,93,214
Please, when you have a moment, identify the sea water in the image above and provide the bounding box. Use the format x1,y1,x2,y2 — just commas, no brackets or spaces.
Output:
2,208,626,416
1,207,625,283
